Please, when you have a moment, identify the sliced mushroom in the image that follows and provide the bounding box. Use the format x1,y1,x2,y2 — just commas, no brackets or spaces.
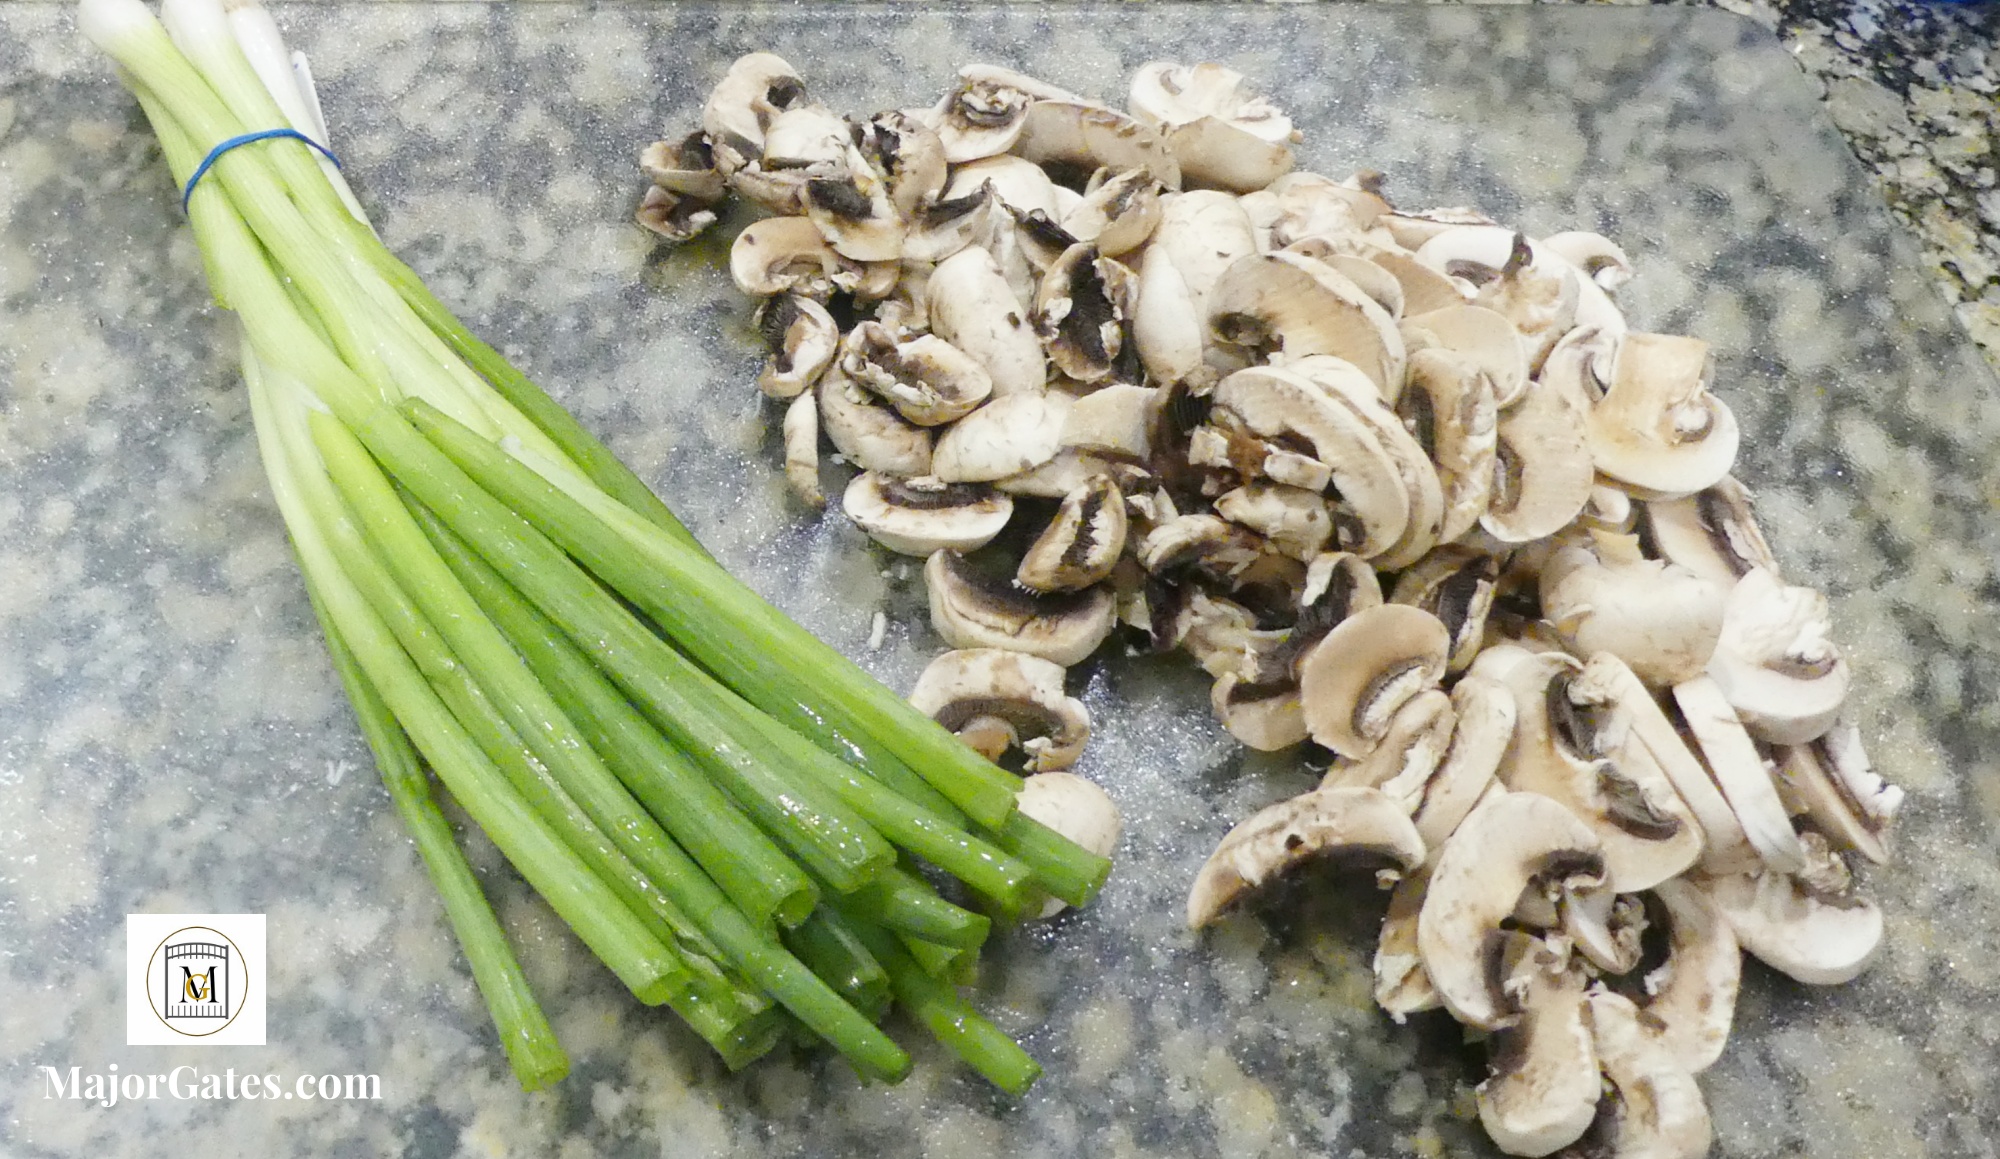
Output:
944,154,1065,220
1061,167,1165,255
640,130,728,203
1475,933,1600,1158
842,472,1013,556
1480,372,1596,545
904,182,1001,264
1012,100,1183,192
838,321,994,426
1560,887,1646,975
1414,227,1578,371
1127,61,1296,192
1263,171,1390,251
1019,473,1127,591
1133,242,1208,387
1325,689,1456,812
855,110,948,219
1586,333,1739,498
1397,348,1497,545
1706,566,1849,744
926,245,1046,398
754,294,841,400
1411,675,1516,848
1208,252,1405,395
1061,383,1157,459
1390,546,1499,675
1418,791,1605,1031
1538,529,1727,688
1017,771,1122,916
1635,878,1741,1073
781,390,822,506
802,153,905,263
1579,991,1714,1159
1772,727,1895,865
1186,785,1425,928
1378,205,1498,250
1671,677,1807,874
1211,673,1308,752
1700,867,1883,985
635,183,721,243
931,390,1071,483
731,215,874,299
817,367,932,476
1215,482,1334,562
1401,304,1530,409
925,549,1116,666
1035,242,1140,383
1499,653,1703,893
1368,247,1471,317
1540,230,1635,292
930,65,1080,163
1297,604,1451,759
908,648,1091,772
1151,190,1260,320
700,52,807,174
1289,354,1445,569
1642,476,1779,589
1374,861,1442,1020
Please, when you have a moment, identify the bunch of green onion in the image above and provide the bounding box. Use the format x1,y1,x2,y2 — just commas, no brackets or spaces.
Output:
84,0,1110,1094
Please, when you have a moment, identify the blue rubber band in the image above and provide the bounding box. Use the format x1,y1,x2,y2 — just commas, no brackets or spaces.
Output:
181,128,341,214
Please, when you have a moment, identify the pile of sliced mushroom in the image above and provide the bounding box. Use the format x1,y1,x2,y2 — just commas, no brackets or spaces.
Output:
642,54,1906,1158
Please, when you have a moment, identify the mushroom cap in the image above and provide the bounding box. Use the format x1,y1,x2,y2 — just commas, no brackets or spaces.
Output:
931,390,1071,483
1061,167,1165,256
840,322,995,426
640,130,727,202
1417,790,1605,1030
1706,566,1850,745
1297,604,1451,759
1151,190,1260,320
1018,473,1127,592
1772,737,1890,865
1208,252,1405,394
1538,530,1727,688
1498,652,1703,893
1012,100,1183,191
1390,546,1499,674
1638,878,1742,1073
781,390,823,507
908,648,1091,773
926,245,1047,399
1325,688,1456,811
1400,304,1529,408
1474,934,1601,1158
1586,332,1740,497
730,215,853,298
925,549,1116,667
1672,676,1807,875
1215,482,1334,562
1034,243,1139,383
1211,672,1308,752
1541,230,1635,291
944,154,1064,219
1479,370,1596,545
1398,348,1498,546
1133,243,1207,387
1411,674,1517,849
700,51,807,168
817,367,933,477
842,472,1014,557
1642,475,1780,590
1186,785,1425,928
929,66,1068,164
1017,771,1122,916
1582,990,1716,1159
1128,61,1296,192
1701,867,1883,985
754,294,841,400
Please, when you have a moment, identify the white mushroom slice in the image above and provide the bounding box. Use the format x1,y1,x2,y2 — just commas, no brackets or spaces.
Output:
1060,168,1165,256
1479,374,1595,544
855,110,948,219
1224,551,1380,688
1034,243,1140,383
1215,482,1333,561
1378,205,1498,250
1133,243,1207,388
781,390,822,507
1326,689,1456,812
838,322,993,426
926,246,1046,398
1297,604,1451,759
1772,730,1894,865
635,183,720,243
1412,675,1516,848
925,549,1115,666
1639,878,1741,1073
700,52,807,174
1581,991,1715,1159
842,473,1013,556
1290,355,1446,570
944,154,1064,220
930,65,1080,163
1671,676,1807,874
1476,934,1600,1158
904,182,1000,264
802,145,906,263
1061,383,1158,460
1706,567,1849,744
1186,786,1425,928
1301,250,1406,322
1498,653,1703,893
1401,304,1530,410
1701,867,1883,985
1374,860,1442,1020
1413,228,1578,371
931,391,1071,483
1538,529,1728,687
1211,365,1411,558
1643,476,1780,589
1396,349,1498,546
1579,481,1637,535
1172,590,1268,677
640,130,727,202
1019,474,1127,592
1017,771,1122,916
1128,62,1297,192
1586,333,1739,498
1211,672,1308,752
1418,791,1605,1031
1151,190,1260,320
908,648,1091,773
1368,247,1471,317
1541,231,1635,291
1263,172,1390,250
1390,547,1499,675
759,103,850,169
817,368,932,476
1208,252,1405,394
1560,887,1645,975
1138,513,1265,581
1011,100,1183,191
1569,653,1759,876
993,446,1126,498
753,295,840,400
729,215,872,299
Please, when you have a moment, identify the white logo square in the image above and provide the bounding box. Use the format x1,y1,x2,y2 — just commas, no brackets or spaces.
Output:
127,914,266,1046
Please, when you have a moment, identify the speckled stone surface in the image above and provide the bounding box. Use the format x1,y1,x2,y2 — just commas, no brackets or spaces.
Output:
5,4,2000,1158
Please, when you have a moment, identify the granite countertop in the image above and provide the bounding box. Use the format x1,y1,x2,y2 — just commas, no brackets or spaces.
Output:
5,4,2000,1159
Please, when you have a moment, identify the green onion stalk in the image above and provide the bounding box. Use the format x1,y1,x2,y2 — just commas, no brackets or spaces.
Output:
83,0,1112,1093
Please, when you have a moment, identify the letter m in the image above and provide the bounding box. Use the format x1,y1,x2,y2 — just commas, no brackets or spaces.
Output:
40,1067,81,1099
